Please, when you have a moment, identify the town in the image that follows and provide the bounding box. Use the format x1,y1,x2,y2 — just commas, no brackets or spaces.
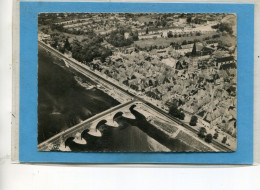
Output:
38,13,237,150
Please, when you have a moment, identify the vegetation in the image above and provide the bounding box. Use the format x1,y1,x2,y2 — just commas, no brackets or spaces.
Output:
198,127,207,138
71,36,112,63
167,31,173,38
64,38,71,51
195,32,201,36
168,104,185,120
189,115,198,126
186,17,192,24
205,134,213,143
134,31,217,49
211,22,233,35
146,28,149,34
182,40,188,45
49,33,67,53
213,132,219,139
107,28,138,47
222,136,227,144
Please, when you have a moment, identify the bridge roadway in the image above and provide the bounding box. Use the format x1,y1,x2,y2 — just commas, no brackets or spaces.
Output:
38,41,233,152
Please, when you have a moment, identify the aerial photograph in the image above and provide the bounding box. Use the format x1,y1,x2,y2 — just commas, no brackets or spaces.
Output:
37,13,237,152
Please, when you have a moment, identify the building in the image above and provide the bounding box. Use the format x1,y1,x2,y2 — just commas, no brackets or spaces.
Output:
215,56,235,69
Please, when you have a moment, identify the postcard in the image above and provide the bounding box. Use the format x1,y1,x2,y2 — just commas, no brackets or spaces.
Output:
16,2,254,163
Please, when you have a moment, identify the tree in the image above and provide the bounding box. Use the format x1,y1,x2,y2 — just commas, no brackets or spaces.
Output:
70,36,111,63
100,48,112,63
182,40,188,45
131,31,139,41
205,134,213,143
179,112,185,120
168,104,185,120
50,39,58,49
64,38,71,51
195,32,201,36
187,17,192,24
161,20,167,27
57,44,65,54
213,132,219,139
107,29,134,47
167,31,173,38
146,28,149,34
189,115,198,126
198,127,207,138
211,22,233,35
71,40,83,61
222,136,227,144
179,13,185,18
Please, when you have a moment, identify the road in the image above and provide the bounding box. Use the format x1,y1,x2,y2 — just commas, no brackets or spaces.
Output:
38,40,233,152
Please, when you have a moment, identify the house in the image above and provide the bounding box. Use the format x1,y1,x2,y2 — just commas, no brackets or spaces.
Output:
175,61,184,70
215,56,235,68
199,46,215,56
171,43,182,50
227,119,237,137
161,58,177,68
38,33,51,41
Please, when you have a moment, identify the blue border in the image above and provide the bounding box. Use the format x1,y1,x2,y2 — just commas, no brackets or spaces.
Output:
20,2,254,164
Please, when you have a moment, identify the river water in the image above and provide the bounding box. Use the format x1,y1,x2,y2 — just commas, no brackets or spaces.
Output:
38,47,174,151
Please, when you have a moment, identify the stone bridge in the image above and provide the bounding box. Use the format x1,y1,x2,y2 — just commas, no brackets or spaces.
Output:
37,100,139,151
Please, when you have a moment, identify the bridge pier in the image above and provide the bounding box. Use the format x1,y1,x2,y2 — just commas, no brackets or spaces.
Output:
73,132,87,144
59,142,71,151
87,127,102,137
122,111,136,119
58,134,71,151
106,118,119,127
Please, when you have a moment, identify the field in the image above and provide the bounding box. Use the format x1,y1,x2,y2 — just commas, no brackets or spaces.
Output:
176,131,215,152
39,25,86,43
134,31,234,49
135,15,157,23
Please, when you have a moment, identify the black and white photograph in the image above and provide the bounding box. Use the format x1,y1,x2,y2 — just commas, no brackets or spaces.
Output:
1,0,259,189
37,13,237,152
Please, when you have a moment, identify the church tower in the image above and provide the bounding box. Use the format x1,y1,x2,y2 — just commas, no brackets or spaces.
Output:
191,42,196,56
